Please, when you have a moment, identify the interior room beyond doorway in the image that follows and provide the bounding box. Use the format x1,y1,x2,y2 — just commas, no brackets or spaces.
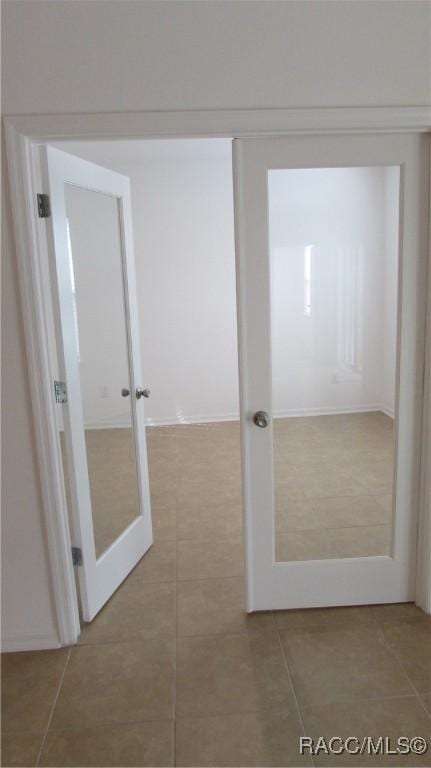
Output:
54,138,399,574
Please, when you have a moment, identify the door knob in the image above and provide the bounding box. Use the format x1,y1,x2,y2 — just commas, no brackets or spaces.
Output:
253,410,269,428
121,388,130,397
136,387,150,399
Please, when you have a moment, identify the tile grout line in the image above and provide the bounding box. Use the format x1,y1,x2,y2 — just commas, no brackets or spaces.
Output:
27,694,425,735
173,436,180,767
275,629,315,767
171,691,429,715
151,431,179,767
31,715,176,735
177,572,244,584
172,634,177,768
420,697,431,718
35,647,72,767
175,523,389,544
276,522,390,534
377,624,431,723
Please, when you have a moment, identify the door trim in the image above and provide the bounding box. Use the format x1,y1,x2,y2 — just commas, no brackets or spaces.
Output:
5,126,80,646
4,106,431,647
416,153,431,613
5,106,431,141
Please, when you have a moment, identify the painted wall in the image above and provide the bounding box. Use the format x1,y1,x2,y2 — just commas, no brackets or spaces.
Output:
3,1,430,114
269,166,399,418
2,157,59,650
2,0,429,649
56,139,238,428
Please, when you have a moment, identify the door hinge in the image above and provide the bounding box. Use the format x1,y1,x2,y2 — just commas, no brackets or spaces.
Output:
37,193,51,218
54,380,67,404
71,547,83,566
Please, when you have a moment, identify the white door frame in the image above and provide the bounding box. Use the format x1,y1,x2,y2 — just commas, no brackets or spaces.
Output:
4,106,431,647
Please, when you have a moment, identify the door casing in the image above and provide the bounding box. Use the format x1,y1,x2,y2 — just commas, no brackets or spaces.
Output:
4,106,431,649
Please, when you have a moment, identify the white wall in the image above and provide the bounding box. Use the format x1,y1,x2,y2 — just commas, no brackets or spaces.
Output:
269,166,399,418
58,139,238,427
3,1,430,114
132,142,238,425
2,0,429,649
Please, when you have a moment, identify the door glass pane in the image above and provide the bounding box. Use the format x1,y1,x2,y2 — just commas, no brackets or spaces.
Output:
64,184,140,558
268,167,400,561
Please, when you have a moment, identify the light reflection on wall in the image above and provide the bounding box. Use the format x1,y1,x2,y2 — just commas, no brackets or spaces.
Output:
268,166,399,419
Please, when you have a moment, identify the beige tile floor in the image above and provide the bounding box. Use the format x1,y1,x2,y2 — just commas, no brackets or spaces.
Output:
3,416,431,767
61,429,141,558
85,411,393,561
274,412,394,560
86,428,141,557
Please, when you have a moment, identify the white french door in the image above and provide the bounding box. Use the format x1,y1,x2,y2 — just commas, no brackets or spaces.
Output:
234,133,428,611
42,146,152,621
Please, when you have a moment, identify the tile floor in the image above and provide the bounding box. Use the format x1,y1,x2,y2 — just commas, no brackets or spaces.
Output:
273,411,394,560
83,412,394,561
2,416,431,767
61,429,140,558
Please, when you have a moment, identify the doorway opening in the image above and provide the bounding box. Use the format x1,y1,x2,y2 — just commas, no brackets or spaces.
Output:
48,135,410,632
3,113,430,768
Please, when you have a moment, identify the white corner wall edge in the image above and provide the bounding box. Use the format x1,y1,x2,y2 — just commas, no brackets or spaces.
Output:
4,106,431,652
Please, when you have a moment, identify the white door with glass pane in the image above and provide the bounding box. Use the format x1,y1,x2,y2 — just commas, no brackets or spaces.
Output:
234,133,428,611
43,145,153,622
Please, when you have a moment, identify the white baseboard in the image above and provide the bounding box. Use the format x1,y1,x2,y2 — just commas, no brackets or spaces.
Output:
145,412,240,427
1,632,61,652
82,413,240,429
83,405,393,430
146,404,391,425
272,404,385,419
